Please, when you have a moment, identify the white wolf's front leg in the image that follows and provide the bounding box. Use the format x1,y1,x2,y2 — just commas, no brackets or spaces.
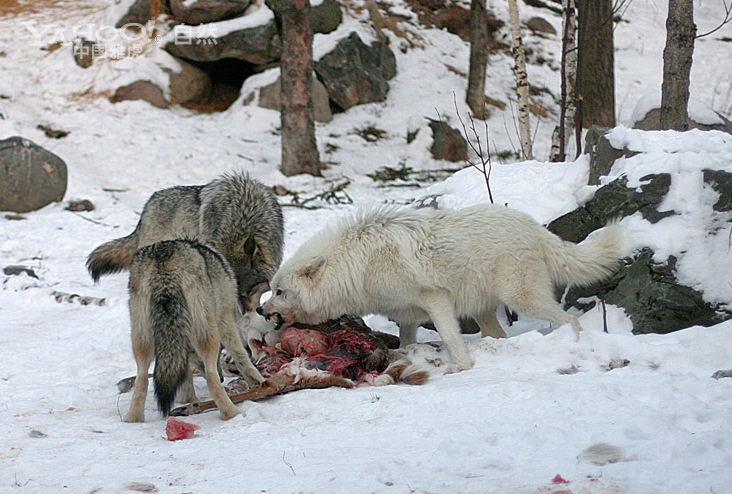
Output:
419,291,474,371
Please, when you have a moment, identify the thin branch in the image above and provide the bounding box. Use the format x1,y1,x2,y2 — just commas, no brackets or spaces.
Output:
696,0,732,38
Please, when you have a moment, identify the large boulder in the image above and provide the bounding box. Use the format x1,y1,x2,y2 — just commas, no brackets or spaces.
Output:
164,8,281,64
258,73,333,123
565,249,722,335
170,0,251,25
110,80,169,109
0,137,67,213
167,58,212,105
427,118,468,162
314,33,396,111
266,0,342,34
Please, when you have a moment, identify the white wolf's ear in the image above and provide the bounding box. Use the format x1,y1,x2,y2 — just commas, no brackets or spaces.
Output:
298,257,326,281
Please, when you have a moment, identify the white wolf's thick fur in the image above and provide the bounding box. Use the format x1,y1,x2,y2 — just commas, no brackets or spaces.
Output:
261,204,620,371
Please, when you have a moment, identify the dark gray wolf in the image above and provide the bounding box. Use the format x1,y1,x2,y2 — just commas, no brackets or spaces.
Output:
123,239,264,422
87,172,284,311
259,204,620,372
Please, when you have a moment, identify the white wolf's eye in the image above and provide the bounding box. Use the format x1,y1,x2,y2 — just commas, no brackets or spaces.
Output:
276,289,284,297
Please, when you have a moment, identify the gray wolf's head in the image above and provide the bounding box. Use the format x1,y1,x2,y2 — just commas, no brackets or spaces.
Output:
224,235,274,312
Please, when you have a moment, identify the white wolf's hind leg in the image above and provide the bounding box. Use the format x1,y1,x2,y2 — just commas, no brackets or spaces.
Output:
475,310,507,339
398,322,418,347
501,274,583,341
420,291,474,371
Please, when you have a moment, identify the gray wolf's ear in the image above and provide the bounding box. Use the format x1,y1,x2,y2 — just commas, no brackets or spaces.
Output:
298,257,326,281
244,235,258,257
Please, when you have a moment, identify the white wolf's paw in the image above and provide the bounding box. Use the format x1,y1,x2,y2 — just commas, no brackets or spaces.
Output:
122,412,144,423
219,406,241,421
443,361,474,375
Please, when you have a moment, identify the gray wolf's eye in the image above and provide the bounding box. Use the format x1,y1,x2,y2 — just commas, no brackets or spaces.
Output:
276,289,283,296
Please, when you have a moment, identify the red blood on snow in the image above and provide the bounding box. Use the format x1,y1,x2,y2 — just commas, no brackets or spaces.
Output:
165,417,200,441
551,474,570,484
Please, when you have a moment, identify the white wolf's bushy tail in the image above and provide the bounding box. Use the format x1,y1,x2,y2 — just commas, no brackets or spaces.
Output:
546,222,622,288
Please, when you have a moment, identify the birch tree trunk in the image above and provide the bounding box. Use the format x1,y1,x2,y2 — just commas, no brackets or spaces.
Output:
508,0,532,160
550,0,577,162
576,0,615,128
660,0,696,131
467,0,489,120
280,0,321,176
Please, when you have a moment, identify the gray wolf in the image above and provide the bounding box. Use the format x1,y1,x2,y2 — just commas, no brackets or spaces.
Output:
87,172,284,311
258,204,620,372
123,239,264,422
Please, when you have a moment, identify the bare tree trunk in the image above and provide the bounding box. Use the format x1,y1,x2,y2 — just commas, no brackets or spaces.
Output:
280,0,321,176
550,0,577,162
507,0,533,160
660,0,696,131
576,0,615,128
466,0,489,120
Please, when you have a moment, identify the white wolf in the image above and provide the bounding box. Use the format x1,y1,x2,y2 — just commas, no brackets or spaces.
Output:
259,204,620,372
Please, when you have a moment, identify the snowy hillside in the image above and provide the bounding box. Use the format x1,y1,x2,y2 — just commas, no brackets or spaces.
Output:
1,1,732,493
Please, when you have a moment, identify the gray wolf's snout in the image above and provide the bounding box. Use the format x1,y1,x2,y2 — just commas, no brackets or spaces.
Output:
256,306,264,316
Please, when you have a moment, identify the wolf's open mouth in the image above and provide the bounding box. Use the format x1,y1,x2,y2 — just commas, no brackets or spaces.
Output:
272,312,284,331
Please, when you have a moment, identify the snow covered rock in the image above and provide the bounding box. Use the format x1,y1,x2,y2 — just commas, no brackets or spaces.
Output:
170,0,251,25
314,32,396,111
549,128,732,334
0,137,67,213
266,0,343,34
164,8,282,64
584,125,637,185
631,92,732,135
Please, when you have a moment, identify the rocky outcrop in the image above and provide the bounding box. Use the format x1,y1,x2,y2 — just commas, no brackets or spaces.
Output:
565,249,723,335
164,11,282,65
0,137,67,213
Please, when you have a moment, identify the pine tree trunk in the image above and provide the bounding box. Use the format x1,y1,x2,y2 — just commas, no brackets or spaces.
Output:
466,0,489,120
508,0,533,160
550,0,577,162
280,0,321,176
576,0,615,128
660,0,696,131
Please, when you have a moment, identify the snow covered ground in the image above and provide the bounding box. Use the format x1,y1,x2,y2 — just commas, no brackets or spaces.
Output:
1,1,732,493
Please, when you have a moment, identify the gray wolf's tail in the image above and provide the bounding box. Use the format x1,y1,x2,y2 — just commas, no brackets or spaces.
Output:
151,286,190,416
547,222,622,288
87,231,139,282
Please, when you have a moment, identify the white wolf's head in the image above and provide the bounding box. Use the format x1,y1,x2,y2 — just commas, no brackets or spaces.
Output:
257,254,342,330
